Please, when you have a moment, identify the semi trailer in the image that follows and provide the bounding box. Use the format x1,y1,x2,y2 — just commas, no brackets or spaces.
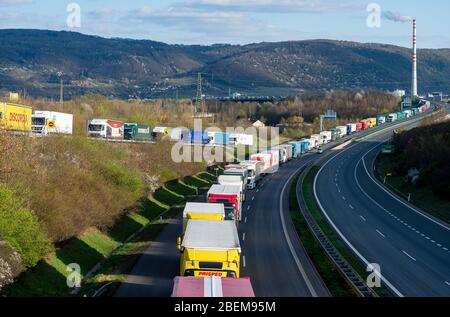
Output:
172,276,255,297
182,202,225,232
0,103,32,132
87,119,125,140
207,185,242,223
31,111,73,135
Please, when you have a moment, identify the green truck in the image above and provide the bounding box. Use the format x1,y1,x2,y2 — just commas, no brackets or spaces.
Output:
124,123,153,142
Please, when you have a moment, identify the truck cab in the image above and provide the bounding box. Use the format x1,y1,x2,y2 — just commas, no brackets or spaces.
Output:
238,160,263,190
178,220,241,278
87,119,124,140
207,185,242,223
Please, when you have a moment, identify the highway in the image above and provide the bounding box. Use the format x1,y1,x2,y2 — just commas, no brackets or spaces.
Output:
240,155,329,297
115,153,330,297
314,120,450,296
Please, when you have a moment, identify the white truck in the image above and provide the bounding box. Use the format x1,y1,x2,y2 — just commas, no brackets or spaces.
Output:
386,113,398,123
32,111,73,135
336,126,347,138
229,133,254,146
320,131,332,144
218,175,246,202
280,144,293,161
239,160,263,190
311,134,323,147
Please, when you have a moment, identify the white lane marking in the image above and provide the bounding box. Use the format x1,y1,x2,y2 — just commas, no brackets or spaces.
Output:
360,215,367,222
361,145,450,232
244,217,247,224
256,189,259,193
280,161,319,297
314,140,404,297
247,206,251,211
349,205,354,210
401,250,417,262
243,255,246,268
242,233,246,241
445,281,450,287
342,196,346,201
252,196,255,201
376,230,385,238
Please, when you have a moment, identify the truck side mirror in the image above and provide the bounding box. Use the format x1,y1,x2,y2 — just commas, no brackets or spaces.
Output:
177,237,182,252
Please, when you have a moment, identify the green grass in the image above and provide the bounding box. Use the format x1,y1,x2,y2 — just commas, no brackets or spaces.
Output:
302,167,391,297
375,155,450,224
9,229,120,297
290,175,356,297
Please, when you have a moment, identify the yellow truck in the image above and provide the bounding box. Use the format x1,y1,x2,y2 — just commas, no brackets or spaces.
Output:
0,103,32,132
182,202,225,232
177,220,241,278
368,118,377,128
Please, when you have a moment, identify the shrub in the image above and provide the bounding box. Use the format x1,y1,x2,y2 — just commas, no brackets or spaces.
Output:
0,185,53,268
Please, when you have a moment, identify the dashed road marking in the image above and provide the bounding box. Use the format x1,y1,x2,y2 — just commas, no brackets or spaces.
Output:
376,230,385,238
247,206,251,211
242,233,246,241
360,215,366,222
342,196,346,201
445,281,450,287
349,205,354,210
252,196,255,201
402,250,417,262
244,217,247,224
243,255,246,268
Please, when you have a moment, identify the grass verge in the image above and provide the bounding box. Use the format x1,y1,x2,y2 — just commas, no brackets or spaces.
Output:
290,175,355,297
375,154,450,224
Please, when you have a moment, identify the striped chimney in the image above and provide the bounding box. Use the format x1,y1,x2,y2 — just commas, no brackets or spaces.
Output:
412,19,418,97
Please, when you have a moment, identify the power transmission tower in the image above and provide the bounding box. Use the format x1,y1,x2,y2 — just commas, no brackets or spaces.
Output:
195,72,204,114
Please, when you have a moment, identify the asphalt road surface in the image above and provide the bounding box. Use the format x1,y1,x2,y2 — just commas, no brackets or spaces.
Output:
315,121,450,296
116,155,331,297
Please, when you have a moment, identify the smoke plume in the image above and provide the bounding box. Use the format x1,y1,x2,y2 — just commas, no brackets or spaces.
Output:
383,11,413,23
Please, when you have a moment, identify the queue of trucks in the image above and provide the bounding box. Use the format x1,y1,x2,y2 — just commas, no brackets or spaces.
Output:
172,99,434,297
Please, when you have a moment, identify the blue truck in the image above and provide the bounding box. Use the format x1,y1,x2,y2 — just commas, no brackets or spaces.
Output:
300,140,311,154
288,141,302,158
182,130,210,144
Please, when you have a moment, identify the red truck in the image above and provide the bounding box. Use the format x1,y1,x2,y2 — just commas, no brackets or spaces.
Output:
360,119,370,131
356,122,363,132
172,276,255,297
207,184,242,223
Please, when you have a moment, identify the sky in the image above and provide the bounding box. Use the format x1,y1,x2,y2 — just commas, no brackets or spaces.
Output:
0,0,449,48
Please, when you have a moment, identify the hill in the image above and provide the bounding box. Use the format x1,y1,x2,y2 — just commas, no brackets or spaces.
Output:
1,29,449,98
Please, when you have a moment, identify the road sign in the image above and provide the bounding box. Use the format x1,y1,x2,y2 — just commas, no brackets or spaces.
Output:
381,144,395,154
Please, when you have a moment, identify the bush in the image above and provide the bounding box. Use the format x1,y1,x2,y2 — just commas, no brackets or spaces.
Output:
0,185,53,268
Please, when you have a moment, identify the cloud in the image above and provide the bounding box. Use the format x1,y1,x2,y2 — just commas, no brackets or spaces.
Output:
383,11,414,23
88,8,116,20
0,0,32,6
179,0,360,14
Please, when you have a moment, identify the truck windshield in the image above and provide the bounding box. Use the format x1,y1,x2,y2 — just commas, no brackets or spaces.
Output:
32,117,46,126
224,205,236,221
89,124,104,132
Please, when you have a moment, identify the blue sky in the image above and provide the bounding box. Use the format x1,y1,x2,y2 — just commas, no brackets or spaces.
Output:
0,0,449,48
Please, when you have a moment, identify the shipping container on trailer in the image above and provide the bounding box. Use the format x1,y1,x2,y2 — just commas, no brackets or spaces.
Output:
0,103,32,132
368,118,377,128
355,123,362,132
172,276,255,297
311,134,323,147
178,220,241,278
360,119,370,131
87,119,124,140
153,126,169,138
31,111,73,135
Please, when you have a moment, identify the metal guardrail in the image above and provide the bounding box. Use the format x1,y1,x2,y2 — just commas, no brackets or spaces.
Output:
297,164,377,297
